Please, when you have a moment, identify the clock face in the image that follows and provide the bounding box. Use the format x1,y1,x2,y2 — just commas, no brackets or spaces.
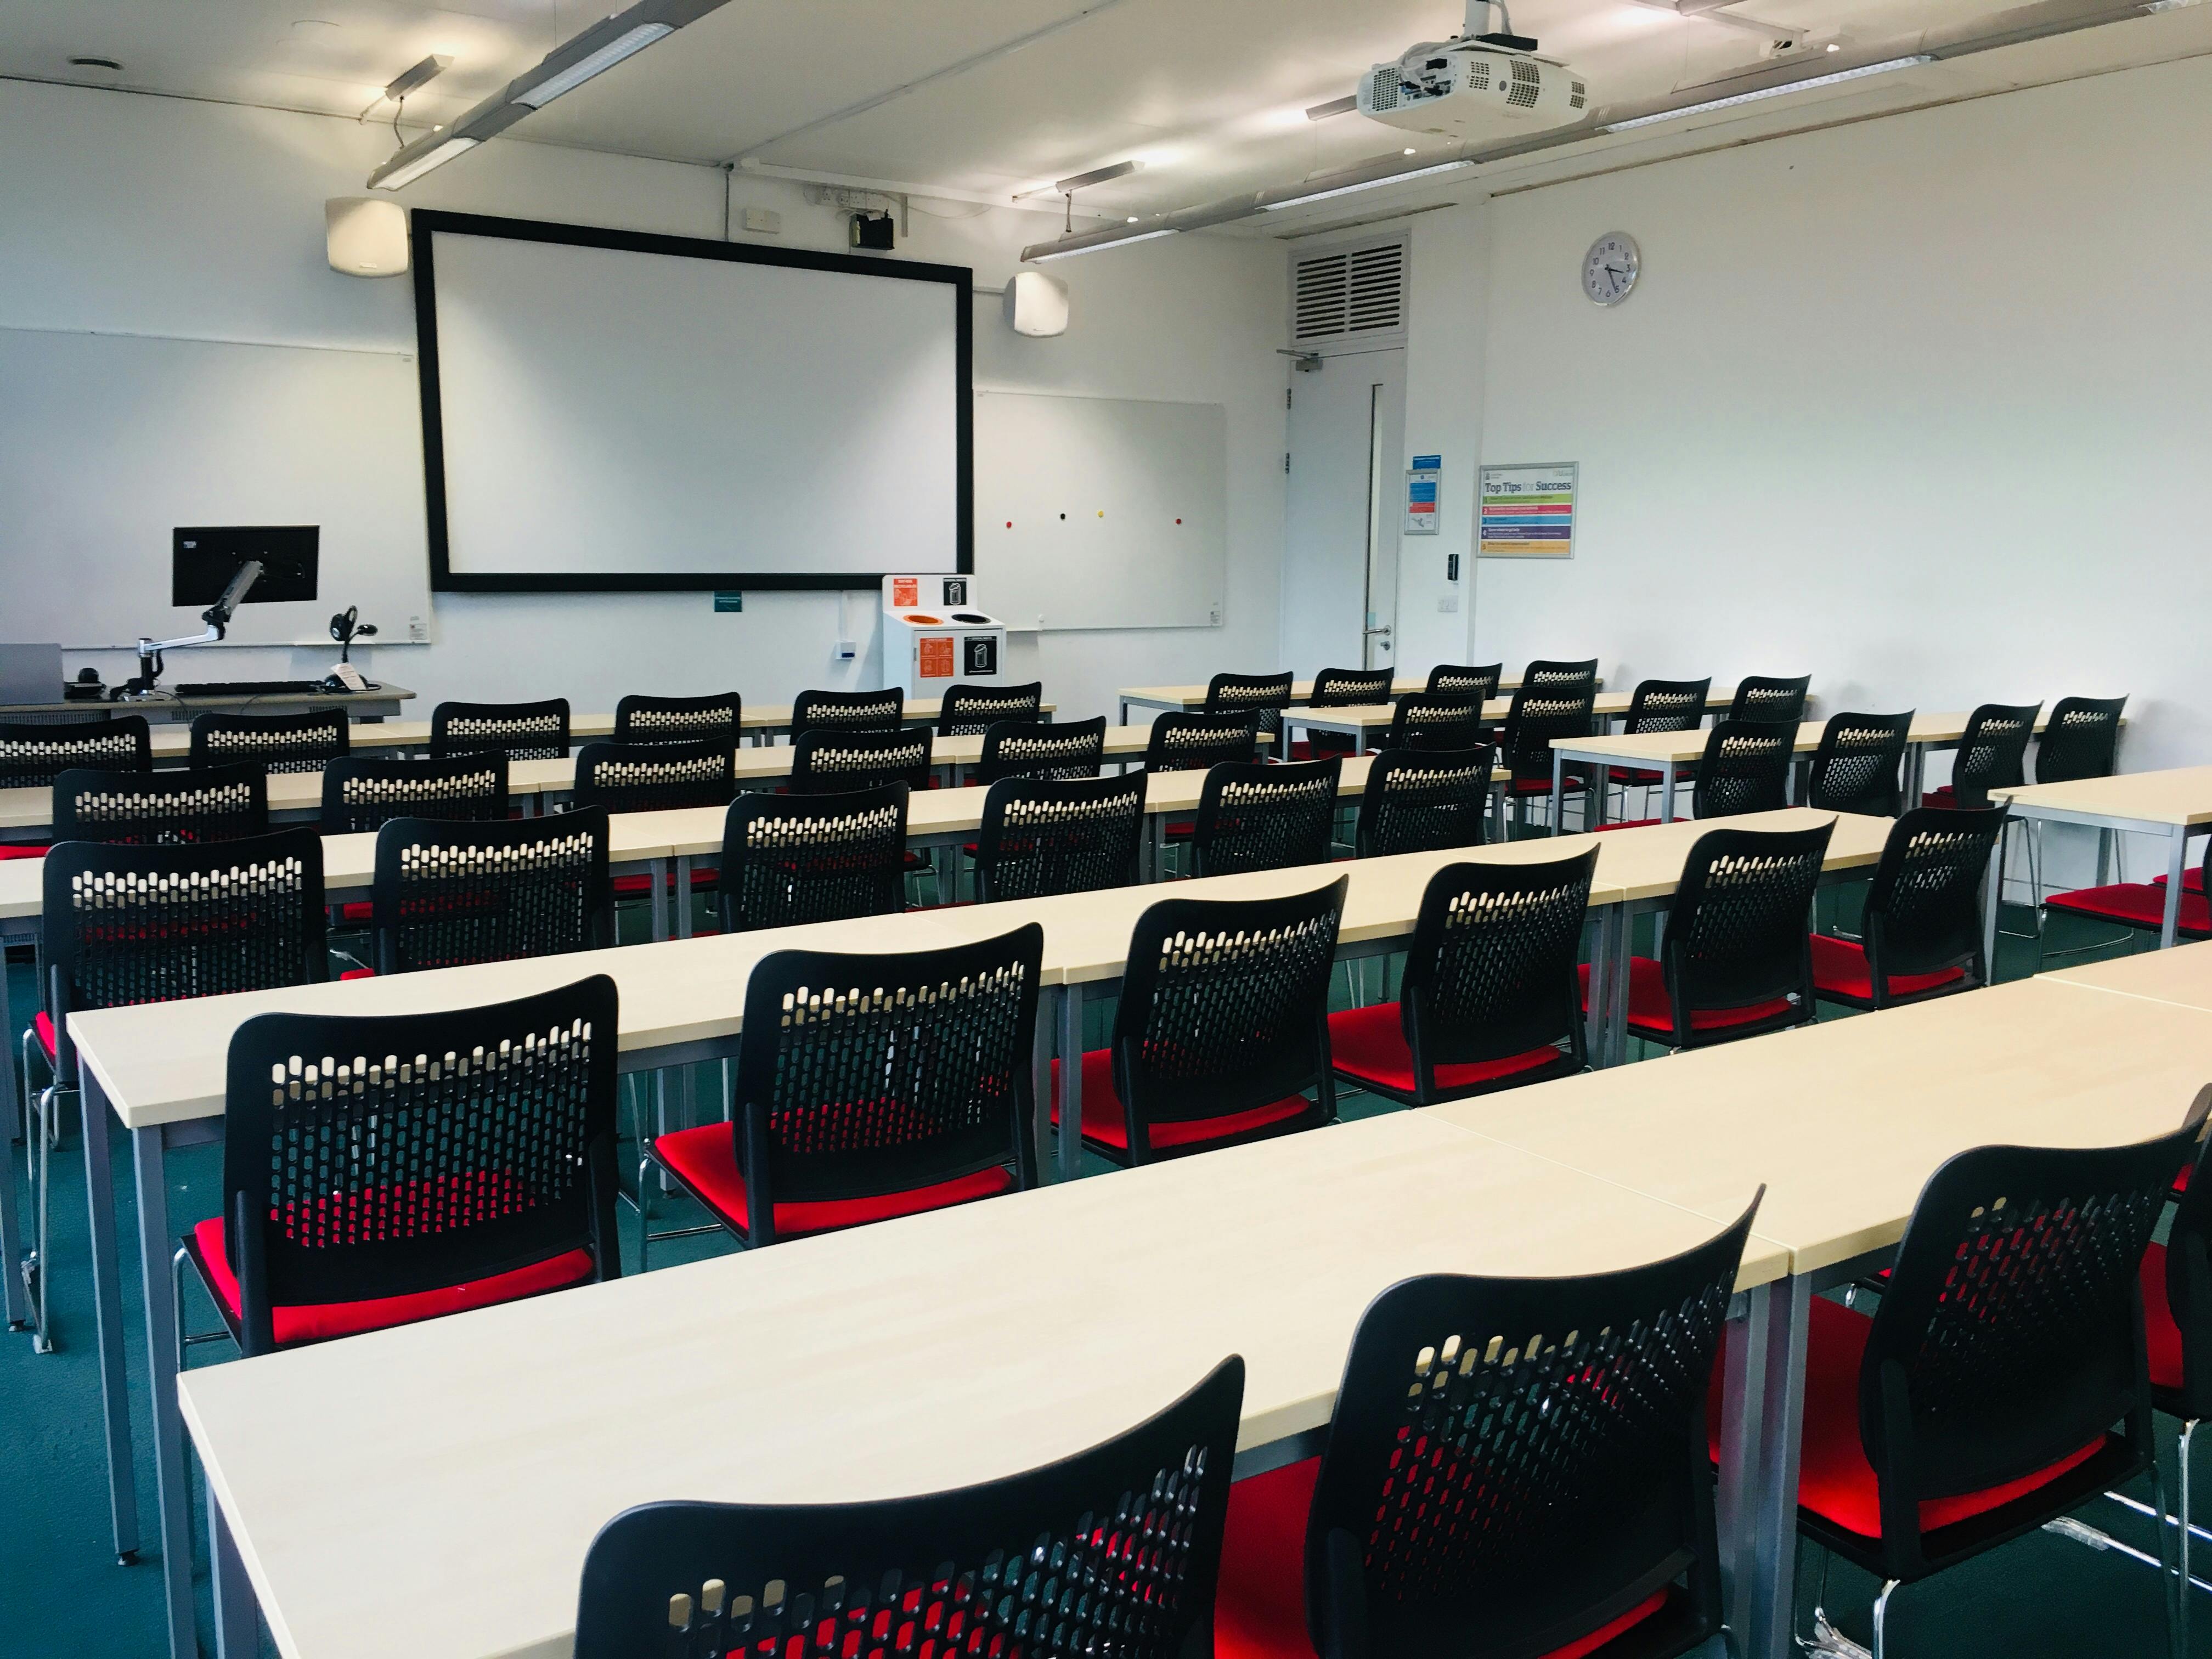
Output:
1582,232,1640,306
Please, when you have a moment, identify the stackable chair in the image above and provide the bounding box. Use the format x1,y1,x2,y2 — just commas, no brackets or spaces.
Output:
973,772,1146,903
1217,1198,1761,1659
1923,701,2039,809
1329,849,1596,1106
319,753,510,835
789,686,903,740
187,707,348,774
789,726,933,794
1713,1119,2202,1658
975,715,1105,785
635,926,1042,1260
612,692,742,748
1054,881,1345,1167
176,976,622,1359
1606,676,1713,821
1806,711,1914,817
1380,693,1487,753
1811,806,2005,1013
1728,674,1812,724
1294,668,1393,759
2126,1134,2212,1649
575,1357,1244,1659
2039,825,2212,956
366,810,614,975
0,716,149,860
1595,718,1796,832
1494,680,1599,833
2009,694,2128,922
52,761,268,844
1146,711,1261,872
936,680,1043,736
1203,671,1294,758
1424,662,1503,707
1523,656,1601,692
717,786,910,932
1352,746,1494,857
19,831,328,1348
572,738,737,918
430,697,571,761
1192,757,1339,877
1581,820,1833,1052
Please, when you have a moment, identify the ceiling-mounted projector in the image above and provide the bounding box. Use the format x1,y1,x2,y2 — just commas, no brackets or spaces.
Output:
1356,1,1588,142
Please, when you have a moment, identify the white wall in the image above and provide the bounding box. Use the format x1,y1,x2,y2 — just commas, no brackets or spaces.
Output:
0,78,1288,726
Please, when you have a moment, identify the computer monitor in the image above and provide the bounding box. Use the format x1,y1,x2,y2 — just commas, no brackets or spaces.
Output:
171,527,319,607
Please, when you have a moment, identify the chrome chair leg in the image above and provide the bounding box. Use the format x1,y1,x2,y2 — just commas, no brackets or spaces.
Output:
2180,1420,2198,1659
1869,1578,1898,1659
170,1246,190,1374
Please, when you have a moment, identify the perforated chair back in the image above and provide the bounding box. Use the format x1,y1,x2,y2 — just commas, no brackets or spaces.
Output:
729,926,1043,1245
1689,718,1796,819
1193,757,1340,877
431,697,570,761
977,715,1104,784
1807,711,1914,816
1310,667,1393,707
790,687,903,739
1728,675,1812,724
1393,849,1597,1102
370,808,613,975
1424,662,1503,706
0,716,150,790
1202,670,1294,741
1497,682,1599,785
790,725,933,795
571,739,736,816
574,1357,1245,1659
719,786,909,932
1382,694,1488,753
1662,820,1833,1045
1111,879,1346,1160
219,974,622,1356
53,762,268,845
2036,695,2127,784
1301,1199,1760,1659
319,754,510,836
974,772,1144,903
1521,657,1600,692
1143,709,1258,774
612,692,741,748
1355,746,1494,857
1622,676,1713,736
1860,805,2005,1002
1948,701,2041,808
187,708,348,775
39,830,328,1076
937,680,1043,736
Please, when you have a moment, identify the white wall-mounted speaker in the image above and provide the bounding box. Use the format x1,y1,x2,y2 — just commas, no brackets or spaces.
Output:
1003,269,1070,337
326,197,409,277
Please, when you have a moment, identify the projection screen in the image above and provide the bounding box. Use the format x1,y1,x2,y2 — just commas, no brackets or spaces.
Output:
413,212,971,591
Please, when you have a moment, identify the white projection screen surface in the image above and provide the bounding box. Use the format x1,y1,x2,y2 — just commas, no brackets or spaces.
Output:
415,214,970,591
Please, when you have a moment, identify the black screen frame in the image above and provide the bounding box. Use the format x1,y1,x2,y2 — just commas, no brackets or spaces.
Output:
411,209,974,594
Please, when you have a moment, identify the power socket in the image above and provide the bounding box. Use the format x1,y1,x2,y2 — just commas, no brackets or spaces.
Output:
836,638,857,661
407,614,429,642
1437,594,1459,613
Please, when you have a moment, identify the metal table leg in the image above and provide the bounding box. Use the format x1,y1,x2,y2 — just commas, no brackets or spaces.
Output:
2163,825,2188,948
1057,981,1086,1183
134,1121,199,1659
674,856,694,940
81,1069,140,1561
211,1494,258,1659
1583,904,1615,1065
1549,751,1565,836
1031,994,1054,1184
1716,1284,1768,1658
1983,837,2004,969
1743,1273,1812,1658
0,934,26,1327
1660,759,1678,824
1606,906,1637,1068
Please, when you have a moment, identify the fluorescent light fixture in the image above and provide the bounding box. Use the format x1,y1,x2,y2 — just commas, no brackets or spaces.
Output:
1011,159,1142,201
2144,0,2210,10
1260,159,1475,211
1601,54,1933,132
1030,227,1177,261
383,53,452,101
512,22,672,108
369,134,479,190
1306,94,1358,121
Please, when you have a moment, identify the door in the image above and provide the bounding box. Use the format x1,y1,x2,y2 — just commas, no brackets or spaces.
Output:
1280,348,1407,676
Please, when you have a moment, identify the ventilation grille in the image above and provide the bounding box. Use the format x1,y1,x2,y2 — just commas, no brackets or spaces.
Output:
1508,57,1541,109
1291,239,1407,347
1570,78,1588,111
1368,66,1401,111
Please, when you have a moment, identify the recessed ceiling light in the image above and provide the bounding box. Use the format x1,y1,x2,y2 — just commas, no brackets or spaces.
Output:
1403,147,1416,155
1126,216,1139,223
1826,41,1841,51
69,56,123,71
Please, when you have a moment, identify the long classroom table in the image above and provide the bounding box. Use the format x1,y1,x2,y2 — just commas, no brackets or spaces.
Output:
1992,765,2212,948
1279,686,1740,758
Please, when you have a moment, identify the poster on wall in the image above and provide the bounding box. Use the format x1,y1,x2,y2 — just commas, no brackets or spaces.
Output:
1404,454,1442,536
1479,462,1577,557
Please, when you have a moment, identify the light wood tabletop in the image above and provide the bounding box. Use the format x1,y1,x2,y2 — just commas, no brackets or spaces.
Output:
1584,808,1893,902
1992,765,2212,829
178,1107,1781,1659
1282,687,1737,737
2044,939,2212,1013
1548,710,2089,769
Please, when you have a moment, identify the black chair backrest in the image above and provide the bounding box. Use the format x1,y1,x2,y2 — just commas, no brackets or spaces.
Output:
1622,676,1712,736
1143,709,1258,774
612,692,741,748
574,1357,1245,1659
53,761,268,844
1861,806,2006,1000
1424,663,1503,706
431,697,571,761
1355,746,1494,857
319,753,510,836
1113,879,1346,1159
937,680,1043,736
0,716,151,790
1728,675,1811,724
571,739,736,816
1690,718,1796,819
975,772,1145,904
1949,701,2042,807
1194,757,1340,877
1497,682,1599,783
1302,1199,1759,1659
2162,1133,2212,1422
2036,695,2128,785
719,786,909,932
188,708,348,775
1522,657,1600,692
1806,711,1914,817
1663,821,1834,1038
790,687,902,739
1383,694,1488,753
220,975,622,1356
1865,1114,2207,1573
977,715,1105,784
1396,849,1598,1099
790,725,933,794
730,927,1044,1245
1310,668,1393,707
370,808,613,975
39,830,328,1074
1203,671,1294,740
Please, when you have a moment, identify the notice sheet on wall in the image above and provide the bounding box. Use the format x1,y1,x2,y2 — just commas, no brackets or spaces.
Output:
1478,462,1577,558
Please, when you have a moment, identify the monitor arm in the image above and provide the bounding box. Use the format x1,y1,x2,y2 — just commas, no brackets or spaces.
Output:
117,560,264,698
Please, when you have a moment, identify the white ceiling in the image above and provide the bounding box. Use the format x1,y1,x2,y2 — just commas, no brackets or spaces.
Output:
6,0,2210,228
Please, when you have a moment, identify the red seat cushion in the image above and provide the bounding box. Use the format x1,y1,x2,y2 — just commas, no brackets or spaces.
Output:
1608,766,1672,786
1578,957,1795,1037
32,1009,56,1062
1327,1001,1564,1096
1164,818,1198,839
1215,1454,1668,1659
652,1121,1013,1237
1051,1049,1312,1152
2152,870,2206,894
1705,1295,2109,1538
0,844,49,861
339,967,375,980
1509,776,1586,794
1590,818,1661,833
2044,881,2212,938
2144,1242,2182,1393
1809,934,1966,1002
338,899,374,923
189,1215,594,1348
612,865,720,897
1923,785,1959,808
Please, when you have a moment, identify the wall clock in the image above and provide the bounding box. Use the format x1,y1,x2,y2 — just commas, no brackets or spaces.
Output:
1582,232,1640,306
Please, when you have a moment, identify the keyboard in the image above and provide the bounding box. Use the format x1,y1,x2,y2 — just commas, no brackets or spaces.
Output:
172,680,326,697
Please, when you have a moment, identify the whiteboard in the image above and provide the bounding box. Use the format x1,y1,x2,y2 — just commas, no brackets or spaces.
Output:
973,391,1225,631
0,325,430,647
